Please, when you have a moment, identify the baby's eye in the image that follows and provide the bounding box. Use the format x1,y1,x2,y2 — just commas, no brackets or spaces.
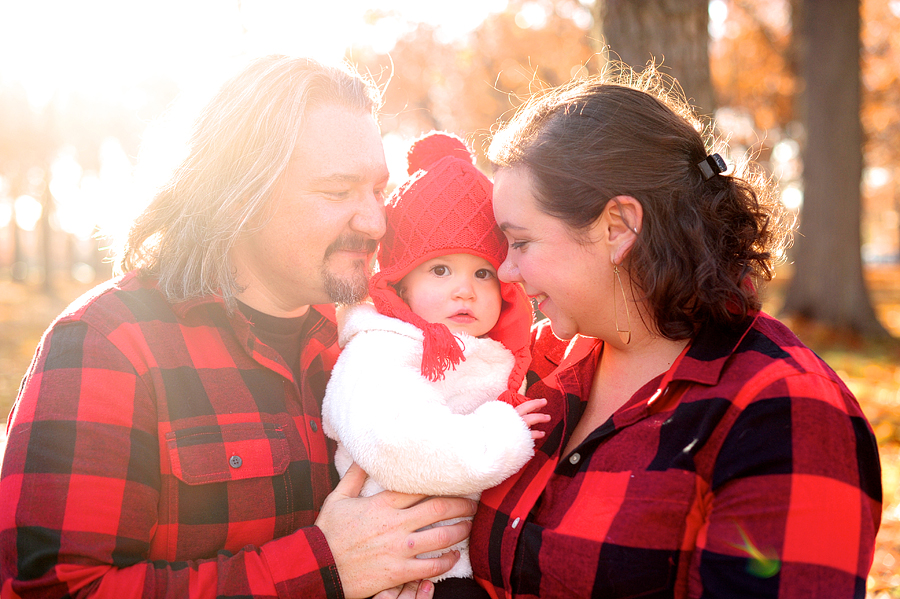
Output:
430,265,449,276
475,268,496,280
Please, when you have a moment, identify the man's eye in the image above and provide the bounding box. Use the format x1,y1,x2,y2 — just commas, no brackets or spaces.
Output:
324,190,351,201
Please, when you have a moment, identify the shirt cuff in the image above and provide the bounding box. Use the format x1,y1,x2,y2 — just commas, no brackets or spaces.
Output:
261,525,344,599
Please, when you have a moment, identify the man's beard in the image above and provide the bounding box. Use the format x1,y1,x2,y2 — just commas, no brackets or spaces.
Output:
323,233,378,305
323,265,369,305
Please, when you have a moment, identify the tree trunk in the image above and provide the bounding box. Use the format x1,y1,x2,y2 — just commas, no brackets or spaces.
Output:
593,0,716,116
39,182,54,295
781,0,889,337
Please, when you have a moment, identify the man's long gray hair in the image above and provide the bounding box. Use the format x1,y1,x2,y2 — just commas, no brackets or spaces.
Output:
118,55,382,306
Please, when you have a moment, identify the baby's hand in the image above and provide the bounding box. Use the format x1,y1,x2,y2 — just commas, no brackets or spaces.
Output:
515,397,551,439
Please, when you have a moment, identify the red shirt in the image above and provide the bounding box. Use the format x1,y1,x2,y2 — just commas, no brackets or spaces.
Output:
0,272,344,599
471,312,881,598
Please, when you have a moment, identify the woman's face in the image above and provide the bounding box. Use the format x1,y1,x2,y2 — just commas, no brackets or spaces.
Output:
492,167,613,341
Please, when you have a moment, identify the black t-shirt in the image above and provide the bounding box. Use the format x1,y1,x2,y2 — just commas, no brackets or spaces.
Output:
238,301,311,380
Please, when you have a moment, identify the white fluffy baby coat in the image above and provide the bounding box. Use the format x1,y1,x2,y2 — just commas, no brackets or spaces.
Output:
321,302,534,580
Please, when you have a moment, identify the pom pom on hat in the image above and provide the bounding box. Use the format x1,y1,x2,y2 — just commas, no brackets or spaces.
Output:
406,131,473,175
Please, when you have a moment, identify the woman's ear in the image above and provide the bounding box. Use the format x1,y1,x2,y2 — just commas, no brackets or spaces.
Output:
605,195,643,264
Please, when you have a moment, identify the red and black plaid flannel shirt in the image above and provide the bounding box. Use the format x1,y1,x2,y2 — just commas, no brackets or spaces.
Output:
471,312,882,598
0,271,345,599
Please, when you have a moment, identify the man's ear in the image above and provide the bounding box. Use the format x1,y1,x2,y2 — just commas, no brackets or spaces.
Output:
605,195,643,264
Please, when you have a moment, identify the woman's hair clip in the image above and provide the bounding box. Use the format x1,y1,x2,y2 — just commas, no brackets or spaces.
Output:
697,153,727,181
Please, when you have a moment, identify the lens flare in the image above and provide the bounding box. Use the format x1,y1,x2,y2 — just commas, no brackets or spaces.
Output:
728,523,781,579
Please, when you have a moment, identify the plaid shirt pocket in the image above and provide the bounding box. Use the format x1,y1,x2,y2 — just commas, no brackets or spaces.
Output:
166,422,290,485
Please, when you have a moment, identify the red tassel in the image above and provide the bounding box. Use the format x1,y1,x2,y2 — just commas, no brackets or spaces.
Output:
421,322,465,381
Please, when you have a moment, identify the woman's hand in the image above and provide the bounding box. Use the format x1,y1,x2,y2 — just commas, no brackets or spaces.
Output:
373,580,434,599
515,397,550,439
315,463,475,599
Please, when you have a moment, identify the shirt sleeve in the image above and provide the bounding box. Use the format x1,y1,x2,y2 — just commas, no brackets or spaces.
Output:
0,320,343,599
691,369,881,598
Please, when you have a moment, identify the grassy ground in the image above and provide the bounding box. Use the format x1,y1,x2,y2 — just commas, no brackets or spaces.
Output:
1,268,899,595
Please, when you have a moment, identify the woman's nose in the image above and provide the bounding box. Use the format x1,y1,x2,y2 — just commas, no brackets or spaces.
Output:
499,258,520,283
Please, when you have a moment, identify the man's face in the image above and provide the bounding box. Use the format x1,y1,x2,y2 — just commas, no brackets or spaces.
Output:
231,104,389,317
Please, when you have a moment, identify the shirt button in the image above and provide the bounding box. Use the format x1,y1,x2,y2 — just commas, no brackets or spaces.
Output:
569,453,581,465
229,455,243,469
310,420,318,433
511,517,520,529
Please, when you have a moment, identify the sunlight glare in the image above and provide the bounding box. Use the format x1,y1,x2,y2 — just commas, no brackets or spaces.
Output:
1,0,513,109
50,138,141,242
708,0,728,41
0,201,11,229
772,139,799,163
515,2,548,29
95,138,139,239
50,149,90,238
1,0,514,244
890,1,900,18
864,166,891,189
14,196,42,232
382,132,416,188
781,185,803,211
386,0,508,42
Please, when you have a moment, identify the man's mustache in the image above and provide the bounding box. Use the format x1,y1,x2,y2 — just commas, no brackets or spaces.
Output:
325,235,378,258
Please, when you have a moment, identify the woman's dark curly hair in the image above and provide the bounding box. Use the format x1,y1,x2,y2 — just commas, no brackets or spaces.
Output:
488,63,793,339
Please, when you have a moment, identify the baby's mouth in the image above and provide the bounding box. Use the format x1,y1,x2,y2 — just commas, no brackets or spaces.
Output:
450,309,475,321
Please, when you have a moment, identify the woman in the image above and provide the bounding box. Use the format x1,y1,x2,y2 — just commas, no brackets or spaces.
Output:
463,65,882,598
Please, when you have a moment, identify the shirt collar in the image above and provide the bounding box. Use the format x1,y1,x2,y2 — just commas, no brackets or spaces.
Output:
171,292,228,318
669,311,760,387
169,291,337,347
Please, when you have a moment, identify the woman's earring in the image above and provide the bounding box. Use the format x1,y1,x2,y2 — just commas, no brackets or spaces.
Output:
614,265,632,345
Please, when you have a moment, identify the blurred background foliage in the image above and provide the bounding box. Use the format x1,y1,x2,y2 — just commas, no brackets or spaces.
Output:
0,0,899,594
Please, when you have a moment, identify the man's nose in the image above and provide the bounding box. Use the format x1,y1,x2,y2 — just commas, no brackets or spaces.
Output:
352,190,386,240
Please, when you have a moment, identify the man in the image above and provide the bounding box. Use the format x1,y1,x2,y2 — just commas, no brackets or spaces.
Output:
0,55,473,599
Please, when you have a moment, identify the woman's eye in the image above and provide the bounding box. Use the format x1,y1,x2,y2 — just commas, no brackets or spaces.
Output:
430,265,448,276
509,240,529,250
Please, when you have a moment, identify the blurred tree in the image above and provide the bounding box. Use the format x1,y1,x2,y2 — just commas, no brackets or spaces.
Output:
0,82,54,282
781,0,889,336
351,0,596,161
0,76,177,285
860,0,900,259
593,0,716,115
710,0,798,134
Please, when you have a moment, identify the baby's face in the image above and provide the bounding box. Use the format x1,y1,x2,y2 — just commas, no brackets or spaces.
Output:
398,253,502,338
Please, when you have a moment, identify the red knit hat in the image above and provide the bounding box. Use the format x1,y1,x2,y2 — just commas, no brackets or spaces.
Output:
369,131,533,391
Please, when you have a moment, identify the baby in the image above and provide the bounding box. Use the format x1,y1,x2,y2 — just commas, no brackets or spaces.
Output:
321,132,545,581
